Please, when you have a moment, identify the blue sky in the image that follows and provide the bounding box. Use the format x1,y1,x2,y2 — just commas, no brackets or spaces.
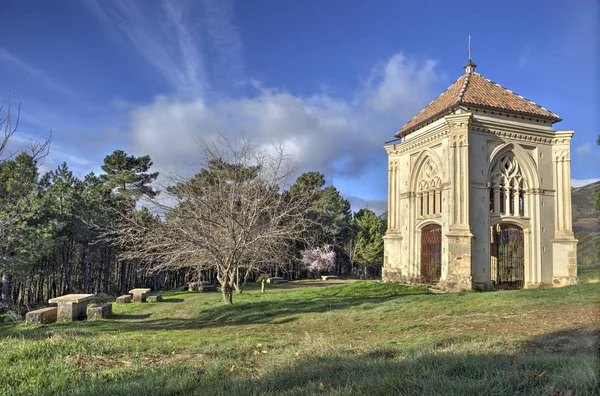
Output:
1,0,598,213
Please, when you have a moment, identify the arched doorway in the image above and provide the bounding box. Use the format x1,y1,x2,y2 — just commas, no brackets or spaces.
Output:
420,224,441,284
490,223,524,290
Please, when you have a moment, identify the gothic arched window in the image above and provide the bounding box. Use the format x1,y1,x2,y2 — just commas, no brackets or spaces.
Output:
489,152,527,217
417,158,442,218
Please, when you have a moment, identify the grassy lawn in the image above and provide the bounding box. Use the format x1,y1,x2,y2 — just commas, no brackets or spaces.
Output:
1,281,598,395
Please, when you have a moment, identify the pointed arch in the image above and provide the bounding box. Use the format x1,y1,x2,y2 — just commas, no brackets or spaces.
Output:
410,148,443,193
487,143,539,218
487,143,540,190
411,148,443,218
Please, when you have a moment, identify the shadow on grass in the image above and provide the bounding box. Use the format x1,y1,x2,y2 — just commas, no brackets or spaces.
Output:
158,299,185,303
90,283,430,333
111,314,151,320
74,327,599,396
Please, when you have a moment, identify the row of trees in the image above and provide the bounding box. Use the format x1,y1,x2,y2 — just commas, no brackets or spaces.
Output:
1,101,387,307
106,137,387,304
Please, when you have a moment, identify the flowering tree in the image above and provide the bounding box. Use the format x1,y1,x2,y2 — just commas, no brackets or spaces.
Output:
301,245,336,275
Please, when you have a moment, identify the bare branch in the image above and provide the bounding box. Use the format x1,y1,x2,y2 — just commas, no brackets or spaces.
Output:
105,133,315,304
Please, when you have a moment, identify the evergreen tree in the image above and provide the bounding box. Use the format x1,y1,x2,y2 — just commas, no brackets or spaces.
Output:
354,208,386,278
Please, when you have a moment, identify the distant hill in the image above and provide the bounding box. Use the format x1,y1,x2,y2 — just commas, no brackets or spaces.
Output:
571,181,600,222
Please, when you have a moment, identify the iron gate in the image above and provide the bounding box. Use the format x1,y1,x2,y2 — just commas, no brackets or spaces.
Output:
490,223,524,290
420,224,441,284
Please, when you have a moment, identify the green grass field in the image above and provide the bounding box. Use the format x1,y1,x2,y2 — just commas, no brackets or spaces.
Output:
1,281,598,395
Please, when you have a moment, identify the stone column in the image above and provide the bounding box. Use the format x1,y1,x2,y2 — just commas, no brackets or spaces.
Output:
563,158,573,229
551,132,577,285
493,187,500,214
556,156,564,230
512,186,520,217
417,192,423,218
503,186,510,216
428,190,434,216
443,113,473,291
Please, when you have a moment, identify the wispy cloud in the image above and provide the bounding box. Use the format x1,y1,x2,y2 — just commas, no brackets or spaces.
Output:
84,0,207,95
201,0,244,87
0,47,77,98
84,0,243,97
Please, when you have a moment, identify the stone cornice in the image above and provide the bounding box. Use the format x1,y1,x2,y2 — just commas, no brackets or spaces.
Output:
385,124,449,155
470,124,555,144
470,118,573,145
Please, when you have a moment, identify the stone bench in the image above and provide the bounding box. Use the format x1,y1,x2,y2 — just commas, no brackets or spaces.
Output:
129,288,151,303
116,294,132,304
189,282,217,292
267,277,289,284
321,275,339,281
87,303,112,319
198,284,217,292
26,307,57,325
148,295,163,302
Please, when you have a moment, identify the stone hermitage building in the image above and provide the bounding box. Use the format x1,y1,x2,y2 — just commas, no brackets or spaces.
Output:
382,59,577,291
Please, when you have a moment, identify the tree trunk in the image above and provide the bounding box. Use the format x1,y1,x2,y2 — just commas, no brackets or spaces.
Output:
1,272,11,304
222,282,233,304
233,267,243,294
63,244,73,293
120,261,127,294
83,243,90,293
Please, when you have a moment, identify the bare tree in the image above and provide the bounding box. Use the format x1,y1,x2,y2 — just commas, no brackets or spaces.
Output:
0,92,52,232
109,134,313,304
0,92,51,304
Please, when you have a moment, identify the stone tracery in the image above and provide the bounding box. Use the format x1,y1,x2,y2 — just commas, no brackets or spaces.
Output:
489,152,527,217
416,157,442,218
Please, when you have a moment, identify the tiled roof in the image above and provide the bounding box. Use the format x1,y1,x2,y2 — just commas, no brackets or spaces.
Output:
396,71,562,137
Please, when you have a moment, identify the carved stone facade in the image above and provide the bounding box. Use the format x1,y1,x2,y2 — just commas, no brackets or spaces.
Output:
383,63,577,291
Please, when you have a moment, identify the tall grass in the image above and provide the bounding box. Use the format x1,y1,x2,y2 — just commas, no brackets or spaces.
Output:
1,281,598,395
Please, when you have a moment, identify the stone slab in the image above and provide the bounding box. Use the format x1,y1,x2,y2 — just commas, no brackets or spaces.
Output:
148,295,162,302
88,303,112,319
116,294,132,304
49,294,95,304
26,307,57,325
129,288,151,294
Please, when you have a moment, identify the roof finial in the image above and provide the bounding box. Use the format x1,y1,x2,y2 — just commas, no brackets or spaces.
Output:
464,34,477,73
468,34,473,60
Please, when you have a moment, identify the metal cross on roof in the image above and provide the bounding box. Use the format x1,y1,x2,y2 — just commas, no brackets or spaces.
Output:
468,35,474,60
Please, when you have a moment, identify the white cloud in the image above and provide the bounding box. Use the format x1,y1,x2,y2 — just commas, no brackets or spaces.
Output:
125,54,442,184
